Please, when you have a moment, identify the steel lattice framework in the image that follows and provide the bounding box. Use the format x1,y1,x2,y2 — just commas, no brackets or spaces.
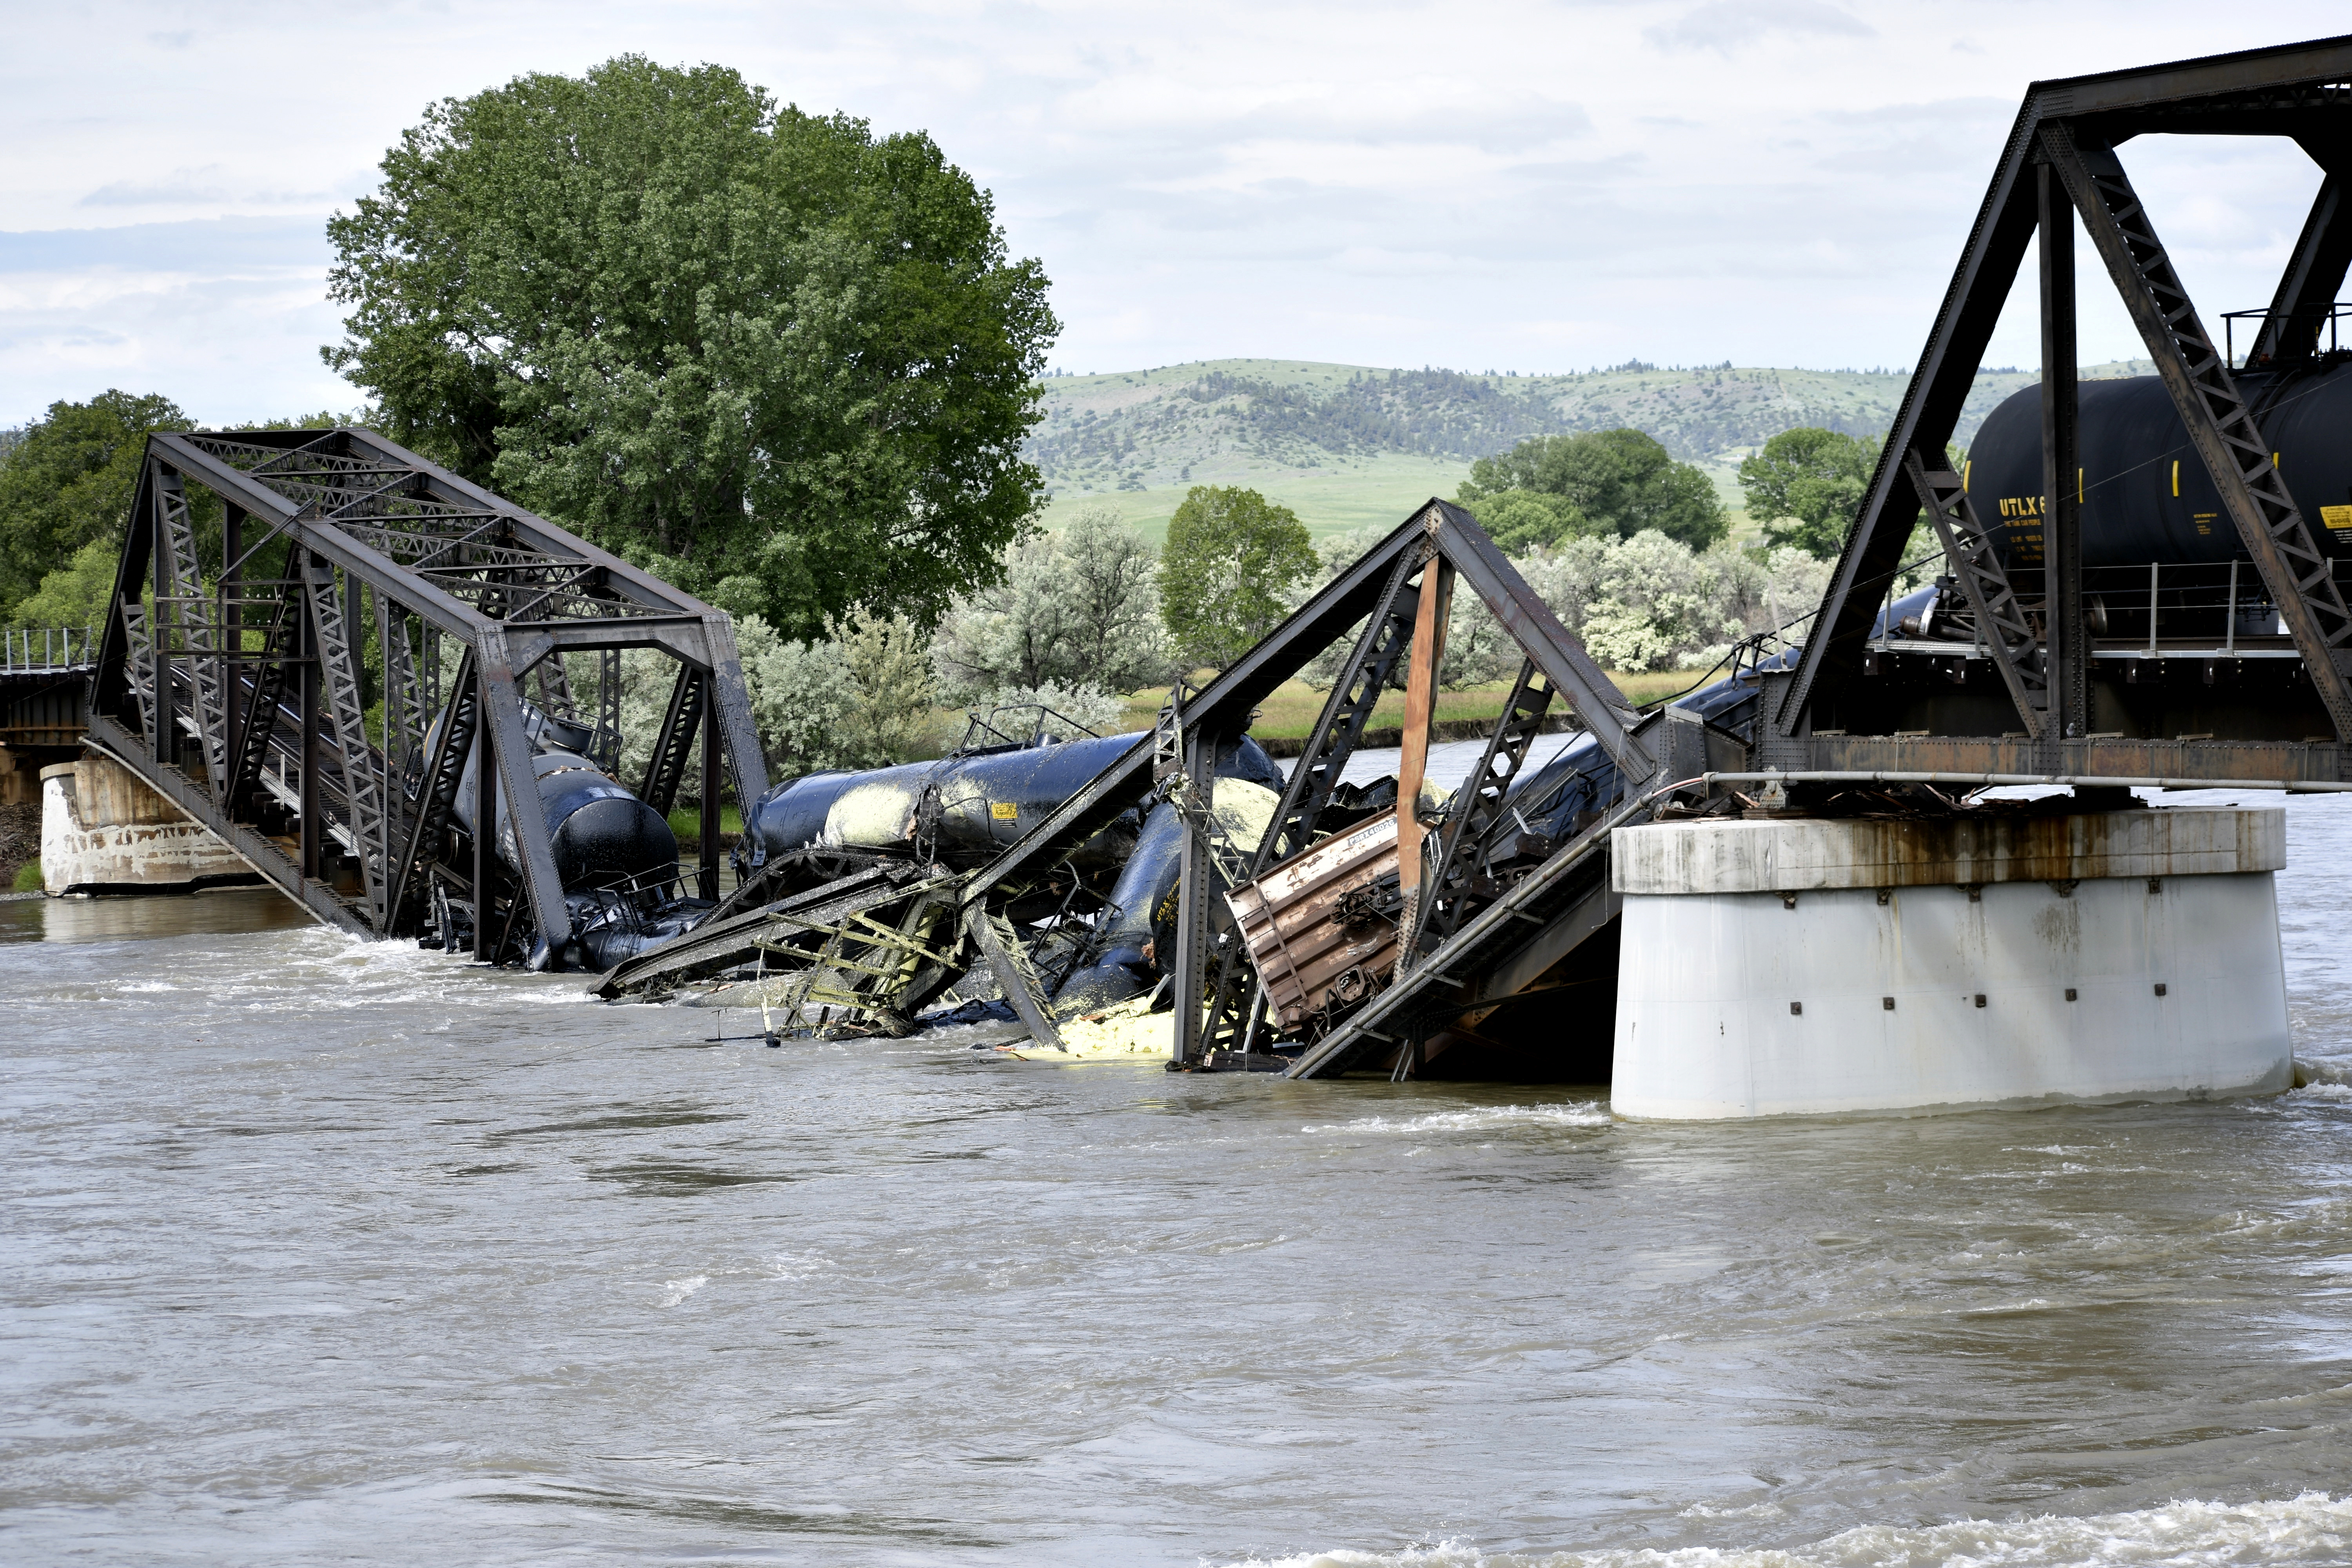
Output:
87,426,768,965
1767,34,2352,781
594,499,1669,1075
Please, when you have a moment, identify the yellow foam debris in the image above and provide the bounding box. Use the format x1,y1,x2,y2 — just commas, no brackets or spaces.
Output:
1003,991,1175,1063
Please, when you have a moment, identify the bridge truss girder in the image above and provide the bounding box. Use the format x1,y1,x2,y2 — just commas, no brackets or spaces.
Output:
87,427,768,966
1771,34,2352,782
963,501,1655,1069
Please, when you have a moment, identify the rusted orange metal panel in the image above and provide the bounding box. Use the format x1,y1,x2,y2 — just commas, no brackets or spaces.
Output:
1396,561,1452,903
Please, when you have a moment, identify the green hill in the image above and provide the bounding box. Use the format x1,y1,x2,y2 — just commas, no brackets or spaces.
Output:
1030,357,2154,541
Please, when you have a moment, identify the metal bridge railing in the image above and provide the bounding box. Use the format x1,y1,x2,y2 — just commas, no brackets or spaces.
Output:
1,625,98,673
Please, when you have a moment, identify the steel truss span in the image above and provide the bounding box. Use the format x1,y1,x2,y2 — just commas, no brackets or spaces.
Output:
1771,33,2352,779
592,496,1674,1081
85,427,768,969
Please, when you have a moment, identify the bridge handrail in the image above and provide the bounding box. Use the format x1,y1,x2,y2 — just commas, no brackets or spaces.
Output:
0,624,98,673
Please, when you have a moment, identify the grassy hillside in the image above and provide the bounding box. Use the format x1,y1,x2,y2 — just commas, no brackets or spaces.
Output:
1030,357,2154,542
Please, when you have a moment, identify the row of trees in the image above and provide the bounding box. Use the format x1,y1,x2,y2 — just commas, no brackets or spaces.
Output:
712,461,1860,779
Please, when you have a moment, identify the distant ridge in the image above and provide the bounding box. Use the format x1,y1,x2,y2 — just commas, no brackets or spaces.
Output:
1027,357,2154,535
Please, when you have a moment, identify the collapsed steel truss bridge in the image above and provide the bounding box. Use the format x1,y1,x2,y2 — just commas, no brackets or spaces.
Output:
78,36,2352,1075
87,427,767,965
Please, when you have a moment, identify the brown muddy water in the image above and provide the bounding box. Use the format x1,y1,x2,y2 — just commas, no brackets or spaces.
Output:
2,784,2350,1566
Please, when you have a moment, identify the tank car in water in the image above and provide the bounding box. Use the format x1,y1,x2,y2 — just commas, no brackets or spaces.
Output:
425,704,704,971
738,719,1294,1019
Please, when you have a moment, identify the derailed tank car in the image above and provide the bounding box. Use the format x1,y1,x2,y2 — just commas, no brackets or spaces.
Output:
733,717,1297,1018
426,704,710,970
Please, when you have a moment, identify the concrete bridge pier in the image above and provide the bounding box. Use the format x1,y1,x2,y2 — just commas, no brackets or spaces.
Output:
1609,805,2292,1119
40,753,257,897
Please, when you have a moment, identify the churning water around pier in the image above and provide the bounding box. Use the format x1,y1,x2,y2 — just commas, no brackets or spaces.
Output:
3,788,2351,1566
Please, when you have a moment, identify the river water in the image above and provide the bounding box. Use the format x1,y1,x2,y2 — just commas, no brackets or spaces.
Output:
4,783,2350,1566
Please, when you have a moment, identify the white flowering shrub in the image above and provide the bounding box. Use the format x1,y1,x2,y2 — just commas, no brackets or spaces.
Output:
967,680,1129,739
933,506,1168,702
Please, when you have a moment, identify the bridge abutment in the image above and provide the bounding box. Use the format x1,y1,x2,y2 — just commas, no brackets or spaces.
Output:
39,754,257,897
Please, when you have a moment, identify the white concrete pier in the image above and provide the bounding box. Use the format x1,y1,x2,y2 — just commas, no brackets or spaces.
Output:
40,755,257,895
1609,807,2292,1119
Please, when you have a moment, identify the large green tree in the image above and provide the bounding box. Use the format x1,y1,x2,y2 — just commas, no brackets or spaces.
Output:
1458,428,1725,550
324,56,1059,637
0,391,191,619
1158,486,1316,670
1737,426,1877,558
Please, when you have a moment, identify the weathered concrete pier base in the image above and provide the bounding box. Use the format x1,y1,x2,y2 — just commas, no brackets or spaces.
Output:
1610,807,2291,1119
40,755,258,895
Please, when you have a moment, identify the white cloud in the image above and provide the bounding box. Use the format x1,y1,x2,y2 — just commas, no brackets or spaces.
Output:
78,165,336,209
1642,1,1876,56
0,0,2344,422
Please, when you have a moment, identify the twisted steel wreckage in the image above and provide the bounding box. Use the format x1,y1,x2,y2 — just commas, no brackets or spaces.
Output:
80,35,2352,1082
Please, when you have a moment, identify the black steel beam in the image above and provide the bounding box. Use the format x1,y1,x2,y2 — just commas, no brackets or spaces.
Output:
2036,34,2352,118
2046,124,2352,741
1430,504,1651,779
2040,159,2090,739
1167,727,1220,1065
1777,99,2043,735
699,671,721,902
477,626,573,962
2253,170,2352,367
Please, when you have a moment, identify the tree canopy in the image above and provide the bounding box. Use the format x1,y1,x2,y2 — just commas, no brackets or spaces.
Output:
324,56,1059,639
1157,486,1316,670
931,505,1167,701
1460,488,1593,554
1457,428,1725,551
1737,426,1878,558
0,391,191,619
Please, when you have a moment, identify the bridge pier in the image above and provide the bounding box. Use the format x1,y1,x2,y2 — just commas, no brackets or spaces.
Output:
38,753,257,897
1609,805,2292,1118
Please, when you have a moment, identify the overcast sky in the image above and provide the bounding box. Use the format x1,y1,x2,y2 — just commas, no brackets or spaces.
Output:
2,0,2347,426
